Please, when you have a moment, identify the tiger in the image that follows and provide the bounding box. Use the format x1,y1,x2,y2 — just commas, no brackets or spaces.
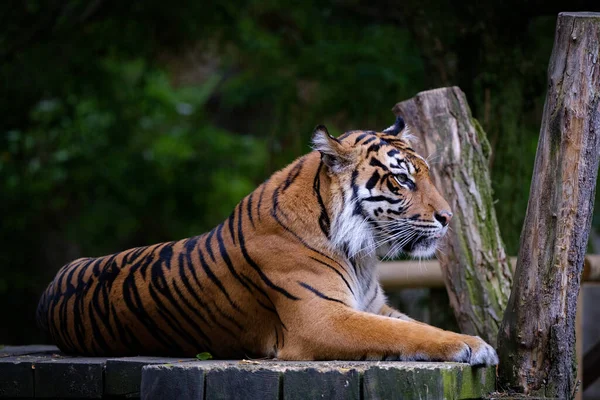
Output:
37,116,498,365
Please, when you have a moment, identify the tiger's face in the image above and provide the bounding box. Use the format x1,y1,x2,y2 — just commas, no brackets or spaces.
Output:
313,117,452,259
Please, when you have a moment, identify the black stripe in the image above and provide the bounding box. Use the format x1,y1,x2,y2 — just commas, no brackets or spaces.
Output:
297,282,348,306
110,303,141,350
122,271,185,354
214,224,255,296
236,204,300,300
149,262,209,350
386,179,400,194
350,170,364,216
91,261,118,342
283,157,305,191
365,285,380,309
246,193,256,229
270,186,349,275
240,274,287,332
58,261,82,352
361,136,377,146
169,279,215,343
77,259,100,351
386,207,405,215
87,302,111,355
365,170,381,190
171,267,211,329
309,256,355,297
227,211,237,246
366,144,381,154
179,246,240,339
313,160,330,238
204,228,217,263
349,256,359,276
369,157,389,171
256,179,269,222
353,132,370,145
363,195,403,204
387,149,400,157
197,238,244,314
140,244,164,280
213,303,245,331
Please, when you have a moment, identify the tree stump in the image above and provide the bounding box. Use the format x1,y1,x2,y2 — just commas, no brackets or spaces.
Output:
393,87,512,345
496,12,600,398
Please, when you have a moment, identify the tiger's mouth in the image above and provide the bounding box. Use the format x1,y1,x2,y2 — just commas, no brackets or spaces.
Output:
401,236,438,258
374,224,447,259
400,228,447,258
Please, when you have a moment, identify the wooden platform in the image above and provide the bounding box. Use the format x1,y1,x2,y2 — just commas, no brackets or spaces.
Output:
0,345,496,399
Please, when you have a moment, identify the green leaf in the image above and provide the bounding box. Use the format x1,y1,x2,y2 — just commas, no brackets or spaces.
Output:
196,352,213,360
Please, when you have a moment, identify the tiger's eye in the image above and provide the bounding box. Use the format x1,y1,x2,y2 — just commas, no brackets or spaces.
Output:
396,174,409,184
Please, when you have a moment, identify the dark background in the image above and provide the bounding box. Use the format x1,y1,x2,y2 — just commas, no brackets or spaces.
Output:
1,0,599,345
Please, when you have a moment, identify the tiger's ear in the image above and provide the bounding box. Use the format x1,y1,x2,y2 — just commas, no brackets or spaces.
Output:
382,116,406,135
312,125,352,172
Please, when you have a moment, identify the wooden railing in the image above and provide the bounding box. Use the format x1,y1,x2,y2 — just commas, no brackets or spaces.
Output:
378,255,600,288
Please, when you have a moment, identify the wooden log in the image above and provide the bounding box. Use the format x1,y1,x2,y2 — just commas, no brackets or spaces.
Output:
496,12,600,398
393,87,512,345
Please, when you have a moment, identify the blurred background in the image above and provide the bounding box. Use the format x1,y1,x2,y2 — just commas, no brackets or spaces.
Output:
2,0,600,346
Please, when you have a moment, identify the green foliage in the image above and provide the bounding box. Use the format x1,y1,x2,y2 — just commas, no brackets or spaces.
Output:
196,352,213,361
2,0,597,345
470,16,557,255
1,58,267,250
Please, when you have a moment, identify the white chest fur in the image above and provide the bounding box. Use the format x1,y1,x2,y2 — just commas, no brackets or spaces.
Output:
350,255,385,314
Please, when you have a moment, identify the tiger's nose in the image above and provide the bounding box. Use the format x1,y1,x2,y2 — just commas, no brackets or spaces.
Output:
434,210,453,227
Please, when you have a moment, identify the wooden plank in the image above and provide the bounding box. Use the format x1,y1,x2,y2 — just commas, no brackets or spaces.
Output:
141,364,205,400
0,357,34,398
363,364,444,399
0,353,70,399
34,357,107,398
283,368,360,400
105,356,195,397
205,367,280,400
0,345,59,358
140,361,496,400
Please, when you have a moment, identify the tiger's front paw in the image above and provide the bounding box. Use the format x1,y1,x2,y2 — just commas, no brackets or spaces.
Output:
448,335,498,366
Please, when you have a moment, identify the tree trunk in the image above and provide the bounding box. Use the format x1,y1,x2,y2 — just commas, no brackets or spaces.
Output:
496,12,600,398
393,87,512,345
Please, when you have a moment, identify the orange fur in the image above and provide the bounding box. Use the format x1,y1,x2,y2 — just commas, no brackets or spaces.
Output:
37,121,498,365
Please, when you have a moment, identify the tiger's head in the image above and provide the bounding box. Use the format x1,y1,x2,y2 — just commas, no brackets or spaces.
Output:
313,116,452,260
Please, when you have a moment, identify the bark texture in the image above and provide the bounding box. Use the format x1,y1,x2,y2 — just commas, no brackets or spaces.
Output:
393,87,512,345
496,12,600,398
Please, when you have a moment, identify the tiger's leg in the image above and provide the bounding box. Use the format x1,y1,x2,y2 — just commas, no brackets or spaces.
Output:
376,299,498,364
378,303,414,321
278,303,498,365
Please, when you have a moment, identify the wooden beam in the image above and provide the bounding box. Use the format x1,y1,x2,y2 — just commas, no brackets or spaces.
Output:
378,256,600,289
